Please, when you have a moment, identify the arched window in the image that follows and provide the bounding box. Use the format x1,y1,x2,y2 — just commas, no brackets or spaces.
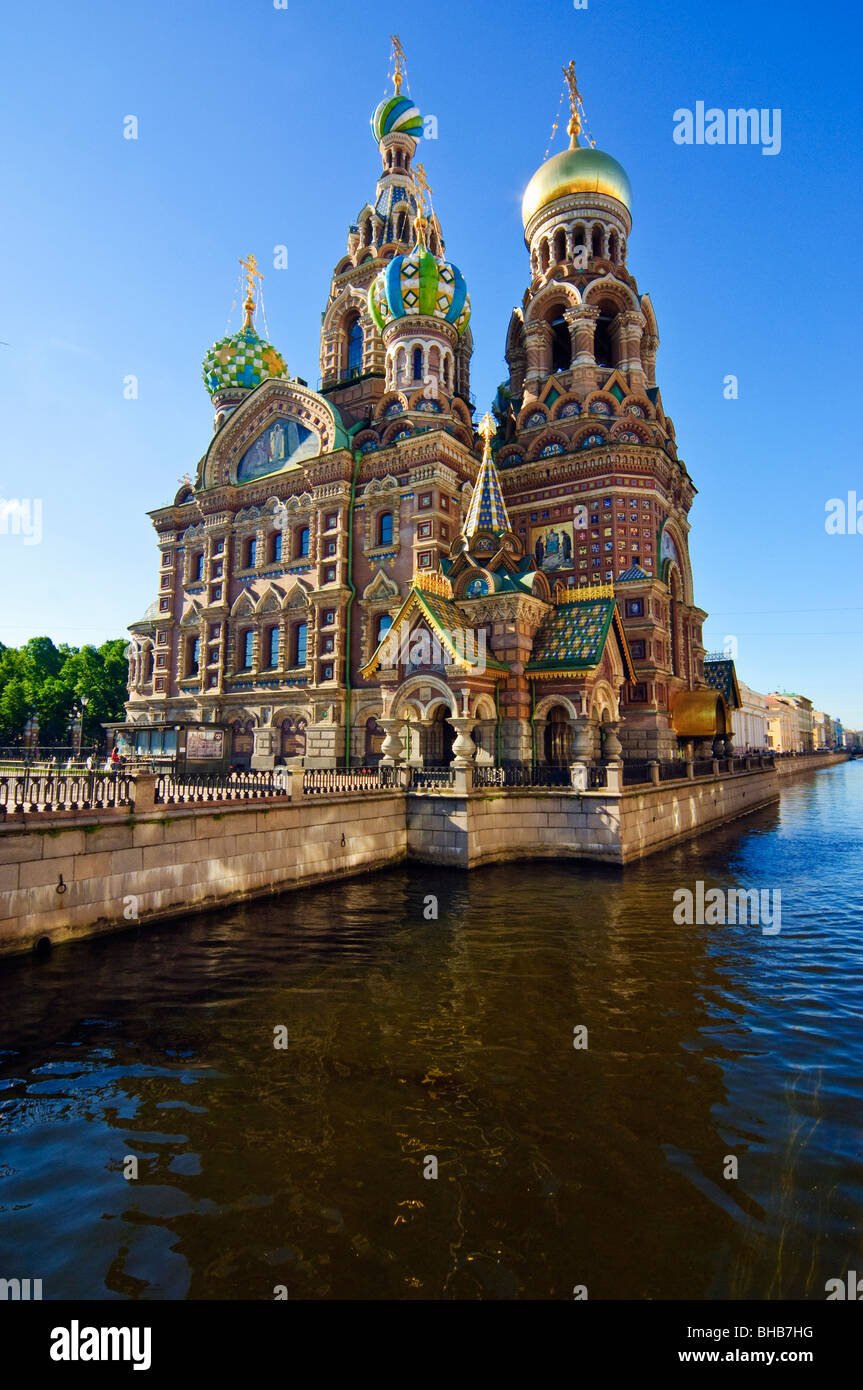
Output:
378,512,394,546
192,551,204,582
396,211,409,242
297,526,310,558
245,537,257,569
550,315,571,373
591,225,604,258
412,347,423,381
188,638,200,676
553,229,566,263
608,231,618,263
377,613,393,644
293,623,308,666
573,225,586,247
268,532,282,564
593,300,618,368
540,239,550,272
242,630,254,670
347,317,363,374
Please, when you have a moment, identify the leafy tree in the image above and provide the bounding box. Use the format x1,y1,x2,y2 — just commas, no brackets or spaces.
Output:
0,635,130,744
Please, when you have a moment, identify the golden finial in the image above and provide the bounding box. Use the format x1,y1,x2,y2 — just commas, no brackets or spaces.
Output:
563,60,582,148
389,33,407,94
478,412,495,460
238,252,262,329
413,161,433,246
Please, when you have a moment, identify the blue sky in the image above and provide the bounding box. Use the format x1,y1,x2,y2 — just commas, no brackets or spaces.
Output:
1,0,861,723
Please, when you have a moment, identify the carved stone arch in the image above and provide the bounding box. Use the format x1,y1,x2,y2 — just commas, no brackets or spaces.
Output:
583,275,639,313
391,673,457,721
471,694,496,720
382,419,413,446
531,570,552,601
583,389,622,416
660,526,694,607
534,693,579,722
451,397,473,429
283,578,313,612
572,423,610,448
640,293,659,339
528,430,569,461
321,283,367,336
621,393,656,421
228,707,259,729
363,566,401,602
609,420,651,445
230,590,255,619
255,584,284,615
374,390,409,422
549,392,583,421
524,278,582,326
270,703,312,730
517,401,548,431
590,679,619,723
202,377,345,491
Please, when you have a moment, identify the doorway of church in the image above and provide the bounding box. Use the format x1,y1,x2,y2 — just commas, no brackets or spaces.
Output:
544,706,573,766
424,705,456,767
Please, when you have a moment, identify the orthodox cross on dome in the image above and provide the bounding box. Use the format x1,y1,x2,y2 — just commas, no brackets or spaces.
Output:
562,59,595,150
414,161,433,245
478,412,495,460
239,252,263,329
389,33,407,94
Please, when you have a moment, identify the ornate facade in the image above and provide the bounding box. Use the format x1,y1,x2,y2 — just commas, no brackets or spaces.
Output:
122,52,728,771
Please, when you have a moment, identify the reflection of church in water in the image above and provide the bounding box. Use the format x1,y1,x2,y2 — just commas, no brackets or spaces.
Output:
122,44,729,771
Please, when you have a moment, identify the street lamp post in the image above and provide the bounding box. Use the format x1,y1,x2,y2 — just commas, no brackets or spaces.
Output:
76,695,90,759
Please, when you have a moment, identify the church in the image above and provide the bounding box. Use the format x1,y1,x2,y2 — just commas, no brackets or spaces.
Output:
121,45,729,774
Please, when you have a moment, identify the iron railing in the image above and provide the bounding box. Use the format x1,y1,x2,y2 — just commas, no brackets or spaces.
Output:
659,760,687,781
408,767,456,790
622,761,652,786
472,763,572,789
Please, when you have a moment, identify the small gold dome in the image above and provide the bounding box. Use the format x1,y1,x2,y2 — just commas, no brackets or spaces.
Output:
522,144,632,228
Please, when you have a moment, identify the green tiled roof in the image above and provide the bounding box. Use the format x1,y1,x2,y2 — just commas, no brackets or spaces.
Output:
526,598,615,673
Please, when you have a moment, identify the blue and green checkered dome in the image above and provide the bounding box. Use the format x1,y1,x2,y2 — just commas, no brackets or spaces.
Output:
371,93,423,142
202,327,289,397
368,245,471,336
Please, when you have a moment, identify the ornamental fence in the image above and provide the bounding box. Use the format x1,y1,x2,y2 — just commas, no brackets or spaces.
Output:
0,769,134,817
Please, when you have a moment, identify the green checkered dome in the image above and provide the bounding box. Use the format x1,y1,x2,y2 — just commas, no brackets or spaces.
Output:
202,327,289,397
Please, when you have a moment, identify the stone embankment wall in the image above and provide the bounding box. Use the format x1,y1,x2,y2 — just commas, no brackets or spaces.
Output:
0,791,406,958
0,753,850,957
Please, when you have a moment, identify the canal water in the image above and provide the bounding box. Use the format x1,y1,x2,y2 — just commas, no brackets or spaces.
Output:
1,764,861,1300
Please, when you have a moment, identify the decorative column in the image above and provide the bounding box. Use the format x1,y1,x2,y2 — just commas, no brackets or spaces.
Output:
566,305,600,391
618,311,647,393
641,333,659,389
523,321,551,399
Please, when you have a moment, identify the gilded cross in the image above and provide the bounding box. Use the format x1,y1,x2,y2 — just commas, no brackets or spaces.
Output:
478,413,495,457
563,59,582,144
389,33,406,93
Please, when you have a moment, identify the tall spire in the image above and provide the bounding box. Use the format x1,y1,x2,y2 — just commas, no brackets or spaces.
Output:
464,414,512,537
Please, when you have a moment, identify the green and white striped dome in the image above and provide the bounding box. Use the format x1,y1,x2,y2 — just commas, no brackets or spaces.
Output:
368,245,471,336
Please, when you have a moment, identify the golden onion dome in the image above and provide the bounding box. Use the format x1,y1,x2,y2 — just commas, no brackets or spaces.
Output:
522,144,632,228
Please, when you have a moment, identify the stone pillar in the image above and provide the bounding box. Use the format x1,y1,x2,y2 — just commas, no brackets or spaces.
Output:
523,322,551,398
447,718,476,767
566,305,600,391
251,727,276,770
642,333,659,390
379,717,406,766
618,310,647,392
